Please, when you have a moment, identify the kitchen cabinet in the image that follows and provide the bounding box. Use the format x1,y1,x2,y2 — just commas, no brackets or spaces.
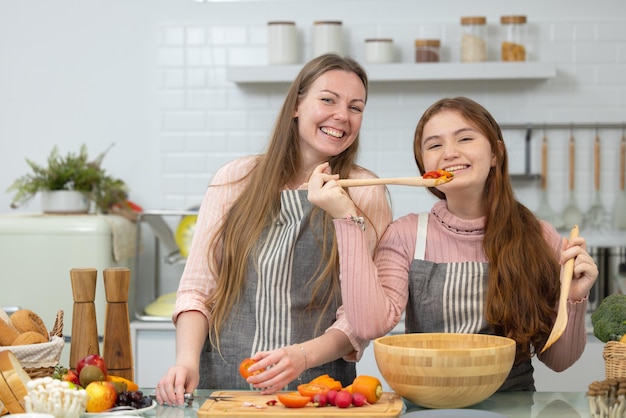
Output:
130,321,175,388
227,62,556,83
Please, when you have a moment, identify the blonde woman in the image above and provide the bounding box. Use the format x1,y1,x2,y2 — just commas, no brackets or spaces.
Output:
155,54,392,405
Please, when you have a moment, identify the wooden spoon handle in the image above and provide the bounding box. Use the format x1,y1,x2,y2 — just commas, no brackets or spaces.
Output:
619,134,626,191
569,135,576,192
541,135,548,191
594,134,601,192
335,176,453,188
560,225,580,306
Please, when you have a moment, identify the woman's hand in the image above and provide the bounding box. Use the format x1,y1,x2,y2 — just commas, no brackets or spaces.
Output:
245,345,306,394
155,365,199,406
307,162,358,219
560,235,599,302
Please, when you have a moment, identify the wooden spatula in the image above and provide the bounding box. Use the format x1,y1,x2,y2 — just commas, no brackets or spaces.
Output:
541,225,580,353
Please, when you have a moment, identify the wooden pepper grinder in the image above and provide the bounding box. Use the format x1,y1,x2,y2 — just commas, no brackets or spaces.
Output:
69,268,100,370
103,267,133,381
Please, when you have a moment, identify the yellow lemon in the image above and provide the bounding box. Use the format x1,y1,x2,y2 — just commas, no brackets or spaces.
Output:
175,215,197,258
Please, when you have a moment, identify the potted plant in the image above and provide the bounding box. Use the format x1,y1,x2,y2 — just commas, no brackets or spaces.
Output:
7,143,130,214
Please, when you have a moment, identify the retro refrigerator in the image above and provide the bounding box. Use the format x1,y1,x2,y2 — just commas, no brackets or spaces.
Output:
0,213,135,367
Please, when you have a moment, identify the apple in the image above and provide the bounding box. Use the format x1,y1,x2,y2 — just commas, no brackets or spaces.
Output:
63,369,80,386
76,354,108,378
85,381,117,412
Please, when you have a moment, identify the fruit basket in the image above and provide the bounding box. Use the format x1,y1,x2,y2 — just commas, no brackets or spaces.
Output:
604,340,626,379
0,310,64,378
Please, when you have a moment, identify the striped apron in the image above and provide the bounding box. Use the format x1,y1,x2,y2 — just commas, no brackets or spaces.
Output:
405,213,535,391
198,190,355,390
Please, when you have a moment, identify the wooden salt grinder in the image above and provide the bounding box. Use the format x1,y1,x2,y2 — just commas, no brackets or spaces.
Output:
103,267,133,381
69,268,100,370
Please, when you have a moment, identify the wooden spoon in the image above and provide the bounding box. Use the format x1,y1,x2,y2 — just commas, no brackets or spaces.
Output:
614,132,626,229
306,175,453,188
541,224,580,353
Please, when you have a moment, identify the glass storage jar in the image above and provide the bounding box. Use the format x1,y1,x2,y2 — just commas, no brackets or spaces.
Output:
460,16,487,62
267,21,298,65
364,38,394,63
312,21,344,57
414,39,440,63
500,15,527,61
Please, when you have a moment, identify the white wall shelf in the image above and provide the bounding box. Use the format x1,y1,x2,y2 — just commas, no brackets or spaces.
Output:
227,62,557,83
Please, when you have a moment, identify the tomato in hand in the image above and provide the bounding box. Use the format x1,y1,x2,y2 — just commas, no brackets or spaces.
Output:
238,358,263,379
277,392,311,408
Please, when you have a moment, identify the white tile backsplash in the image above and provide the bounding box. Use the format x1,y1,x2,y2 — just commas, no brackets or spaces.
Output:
1,0,625,247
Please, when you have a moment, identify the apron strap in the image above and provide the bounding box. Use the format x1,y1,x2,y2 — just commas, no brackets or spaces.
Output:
414,212,429,260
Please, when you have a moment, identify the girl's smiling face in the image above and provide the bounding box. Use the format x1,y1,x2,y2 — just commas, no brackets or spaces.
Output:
421,110,497,198
293,69,366,166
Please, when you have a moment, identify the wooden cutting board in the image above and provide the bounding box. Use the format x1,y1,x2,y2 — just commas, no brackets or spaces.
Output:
198,390,404,417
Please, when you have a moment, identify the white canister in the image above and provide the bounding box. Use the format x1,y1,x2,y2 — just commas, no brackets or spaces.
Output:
364,38,394,64
312,21,344,57
267,21,298,65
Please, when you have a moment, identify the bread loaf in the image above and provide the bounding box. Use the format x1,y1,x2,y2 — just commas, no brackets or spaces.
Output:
10,310,49,341
0,351,31,413
12,332,48,346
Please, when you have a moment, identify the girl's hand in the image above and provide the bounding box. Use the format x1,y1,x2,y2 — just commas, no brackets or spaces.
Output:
307,162,358,219
560,236,599,302
244,345,306,394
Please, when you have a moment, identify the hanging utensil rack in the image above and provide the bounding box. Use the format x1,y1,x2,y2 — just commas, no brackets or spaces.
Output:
499,122,626,181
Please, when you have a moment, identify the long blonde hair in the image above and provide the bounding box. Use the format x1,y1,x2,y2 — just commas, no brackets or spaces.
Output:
413,97,560,362
206,54,369,350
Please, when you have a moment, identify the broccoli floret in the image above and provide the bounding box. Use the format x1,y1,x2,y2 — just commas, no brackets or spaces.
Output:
591,293,626,342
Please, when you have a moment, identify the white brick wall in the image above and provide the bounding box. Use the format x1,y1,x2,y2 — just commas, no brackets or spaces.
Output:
154,15,626,247
1,0,625,246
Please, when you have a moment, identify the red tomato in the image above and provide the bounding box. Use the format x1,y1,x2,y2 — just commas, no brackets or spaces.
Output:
277,392,311,408
423,169,453,179
297,383,329,399
238,358,262,379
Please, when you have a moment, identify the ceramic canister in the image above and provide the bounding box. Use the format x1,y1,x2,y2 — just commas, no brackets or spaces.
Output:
267,21,298,64
312,21,344,57
365,38,394,63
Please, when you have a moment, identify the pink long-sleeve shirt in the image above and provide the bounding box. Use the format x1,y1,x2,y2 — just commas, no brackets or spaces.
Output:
173,155,393,361
335,200,587,371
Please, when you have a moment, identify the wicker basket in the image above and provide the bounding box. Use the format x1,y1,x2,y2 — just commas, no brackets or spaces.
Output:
0,310,64,379
603,340,626,379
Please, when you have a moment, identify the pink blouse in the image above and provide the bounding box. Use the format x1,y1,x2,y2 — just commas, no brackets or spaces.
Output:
335,200,588,372
173,155,393,361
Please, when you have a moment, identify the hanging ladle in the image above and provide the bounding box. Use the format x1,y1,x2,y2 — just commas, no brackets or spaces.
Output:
586,130,609,230
562,131,584,229
535,131,565,229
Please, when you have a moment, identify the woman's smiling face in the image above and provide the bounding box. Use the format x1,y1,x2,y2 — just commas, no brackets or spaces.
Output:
421,110,496,197
293,69,366,166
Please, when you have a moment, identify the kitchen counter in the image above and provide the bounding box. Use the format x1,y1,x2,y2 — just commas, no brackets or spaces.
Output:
141,389,591,417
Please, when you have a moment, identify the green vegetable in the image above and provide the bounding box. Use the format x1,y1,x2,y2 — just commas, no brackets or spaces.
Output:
591,293,626,342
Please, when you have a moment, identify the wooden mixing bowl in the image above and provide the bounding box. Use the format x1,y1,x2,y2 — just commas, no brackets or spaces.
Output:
373,333,516,409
